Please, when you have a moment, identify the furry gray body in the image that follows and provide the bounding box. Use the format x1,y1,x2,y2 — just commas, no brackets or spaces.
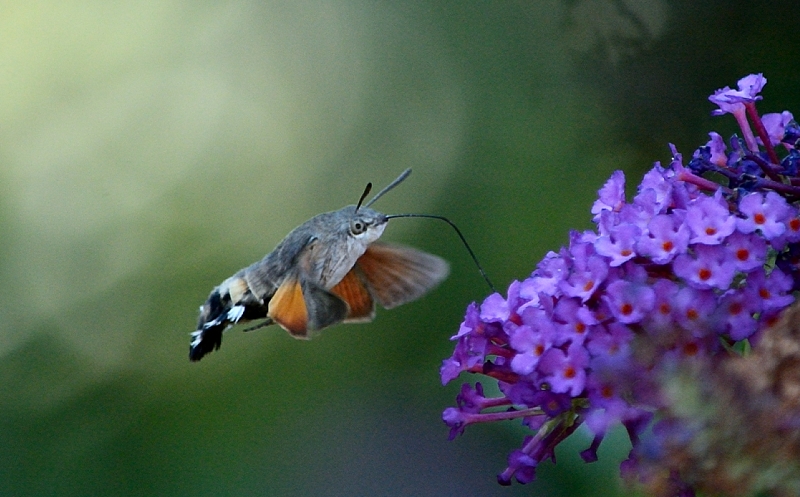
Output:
190,205,391,360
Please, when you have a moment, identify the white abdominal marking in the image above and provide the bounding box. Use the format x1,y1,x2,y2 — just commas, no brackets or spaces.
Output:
227,305,246,323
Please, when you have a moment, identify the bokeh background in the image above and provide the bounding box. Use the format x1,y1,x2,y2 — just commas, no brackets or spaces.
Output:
1,1,799,496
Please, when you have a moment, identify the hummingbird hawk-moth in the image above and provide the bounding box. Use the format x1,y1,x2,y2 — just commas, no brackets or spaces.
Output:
189,169,450,361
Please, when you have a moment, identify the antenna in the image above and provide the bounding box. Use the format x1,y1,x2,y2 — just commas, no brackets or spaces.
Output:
364,168,412,208
386,213,496,293
355,182,372,213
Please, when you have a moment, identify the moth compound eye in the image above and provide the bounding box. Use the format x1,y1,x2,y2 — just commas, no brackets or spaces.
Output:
350,219,366,235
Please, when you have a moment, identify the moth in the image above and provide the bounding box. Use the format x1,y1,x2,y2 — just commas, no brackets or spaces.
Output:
189,169,449,361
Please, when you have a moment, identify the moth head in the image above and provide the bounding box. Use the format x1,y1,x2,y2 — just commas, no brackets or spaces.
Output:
346,205,387,244
341,168,411,245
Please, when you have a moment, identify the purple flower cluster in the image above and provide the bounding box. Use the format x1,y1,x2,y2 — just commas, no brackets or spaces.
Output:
441,74,800,488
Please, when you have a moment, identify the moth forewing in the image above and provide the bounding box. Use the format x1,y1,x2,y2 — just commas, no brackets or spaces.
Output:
356,243,450,309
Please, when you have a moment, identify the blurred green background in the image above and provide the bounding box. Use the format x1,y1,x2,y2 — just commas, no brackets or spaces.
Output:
1,1,798,496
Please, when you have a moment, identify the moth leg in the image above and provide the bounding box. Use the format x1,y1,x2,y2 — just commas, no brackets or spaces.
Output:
243,318,275,332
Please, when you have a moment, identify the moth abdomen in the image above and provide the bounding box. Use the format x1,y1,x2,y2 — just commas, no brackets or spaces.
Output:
189,288,227,361
189,276,271,361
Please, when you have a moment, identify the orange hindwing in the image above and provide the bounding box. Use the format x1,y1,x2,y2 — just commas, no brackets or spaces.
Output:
268,278,309,337
330,269,375,322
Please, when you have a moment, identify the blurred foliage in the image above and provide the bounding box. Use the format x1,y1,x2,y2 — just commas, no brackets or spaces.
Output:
0,1,798,496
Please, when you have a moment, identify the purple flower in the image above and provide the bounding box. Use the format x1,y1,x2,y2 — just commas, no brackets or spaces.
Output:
724,231,767,272
760,111,794,146
709,87,746,117
537,343,589,396
528,251,568,296
705,132,728,166
453,302,481,339
602,279,656,324
498,448,537,485
745,268,794,312
592,170,626,220
441,303,495,384
509,320,554,376
637,213,690,264
643,279,681,332
636,166,675,213
442,382,490,439
712,73,766,107
773,212,800,250
441,74,800,493
584,379,639,436
685,191,736,245
480,293,510,323
586,323,634,370
736,73,767,100
552,297,598,345
594,217,641,266
558,239,609,302
673,244,736,290
671,286,718,336
709,74,766,152
737,191,791,240
715,289,760,341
